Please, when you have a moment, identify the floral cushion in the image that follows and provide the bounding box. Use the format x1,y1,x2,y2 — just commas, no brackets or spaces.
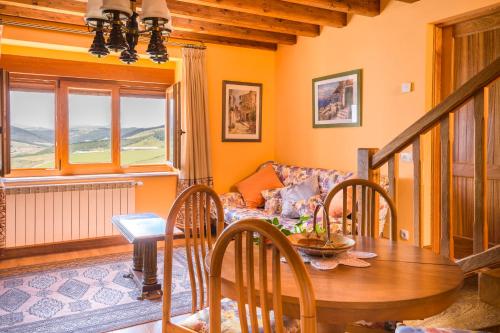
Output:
179,298,300,333
271,163,354,199
220,192,246,208
292,194,323,218
396,326,486,333
261,188,283,215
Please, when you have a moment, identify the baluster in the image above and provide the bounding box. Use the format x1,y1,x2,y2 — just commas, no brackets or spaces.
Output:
413,136,423,247
388,154,399,239
473,88,489,253
440,115,454,258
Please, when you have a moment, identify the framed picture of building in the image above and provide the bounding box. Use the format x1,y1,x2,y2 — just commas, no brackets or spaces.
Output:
312,69,362,128
222,81,263,142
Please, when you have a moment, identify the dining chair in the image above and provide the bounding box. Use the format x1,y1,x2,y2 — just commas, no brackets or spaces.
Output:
162,184,225,333
208,218,317,333
323,178,398,240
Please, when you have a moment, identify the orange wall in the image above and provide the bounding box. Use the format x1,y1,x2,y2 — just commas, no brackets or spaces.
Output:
274,0,499,243
205,45,276,193
0,31,276,215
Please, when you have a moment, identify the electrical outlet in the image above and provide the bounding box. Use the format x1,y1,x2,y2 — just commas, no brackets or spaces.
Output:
400,229,410,240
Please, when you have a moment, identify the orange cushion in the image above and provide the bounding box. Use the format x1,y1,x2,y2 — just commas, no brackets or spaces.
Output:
235,164,284,208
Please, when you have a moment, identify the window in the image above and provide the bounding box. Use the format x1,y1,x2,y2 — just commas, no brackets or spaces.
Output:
5,75,178,176
68,89,112,164
10,89,56,169
120,95,166,166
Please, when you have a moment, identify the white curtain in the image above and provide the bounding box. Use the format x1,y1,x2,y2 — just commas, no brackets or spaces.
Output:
179,47,212,191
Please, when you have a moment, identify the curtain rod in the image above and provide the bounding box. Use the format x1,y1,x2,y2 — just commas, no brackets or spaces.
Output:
0,17,207,50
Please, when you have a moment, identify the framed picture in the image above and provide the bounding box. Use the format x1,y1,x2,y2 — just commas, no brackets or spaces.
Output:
222,81,262,142
312,69,362,128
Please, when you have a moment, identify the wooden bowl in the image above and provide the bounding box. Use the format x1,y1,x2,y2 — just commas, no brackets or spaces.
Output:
288,233,355,257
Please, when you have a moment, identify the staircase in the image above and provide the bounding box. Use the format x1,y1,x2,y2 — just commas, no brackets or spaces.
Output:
357,57,500,265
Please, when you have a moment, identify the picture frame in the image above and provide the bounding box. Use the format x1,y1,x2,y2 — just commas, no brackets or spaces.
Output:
312,69,362,128
222,81,262,142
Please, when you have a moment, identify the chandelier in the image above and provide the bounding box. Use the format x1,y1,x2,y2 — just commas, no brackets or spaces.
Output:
85,0,173,64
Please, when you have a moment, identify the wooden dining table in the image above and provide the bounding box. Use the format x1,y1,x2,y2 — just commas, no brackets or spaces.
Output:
206,236,464,333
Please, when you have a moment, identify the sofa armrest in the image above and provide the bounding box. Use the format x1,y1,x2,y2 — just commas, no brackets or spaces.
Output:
220,192,245,208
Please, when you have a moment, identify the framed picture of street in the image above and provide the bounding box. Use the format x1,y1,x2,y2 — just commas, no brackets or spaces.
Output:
222,81,262,142
312,69,362,128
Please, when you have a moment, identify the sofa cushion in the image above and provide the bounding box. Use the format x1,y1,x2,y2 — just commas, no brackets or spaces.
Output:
292,194,323,218
261,188,283,215
235,164,284,208
271,163,354,198
281,176,320,218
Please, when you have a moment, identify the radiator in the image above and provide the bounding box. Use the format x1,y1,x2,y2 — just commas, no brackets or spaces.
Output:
5,180,140,247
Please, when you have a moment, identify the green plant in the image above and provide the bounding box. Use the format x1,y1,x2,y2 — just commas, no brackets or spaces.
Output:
264,217,292,236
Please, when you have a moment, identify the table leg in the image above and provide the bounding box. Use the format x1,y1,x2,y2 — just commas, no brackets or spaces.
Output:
142,240,158,286
132,243,144,272
317,323,346,333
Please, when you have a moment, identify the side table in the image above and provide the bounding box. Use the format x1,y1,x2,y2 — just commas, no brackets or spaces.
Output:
112,213,182,300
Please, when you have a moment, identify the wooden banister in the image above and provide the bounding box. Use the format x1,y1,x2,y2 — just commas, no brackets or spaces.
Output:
371,57,500,169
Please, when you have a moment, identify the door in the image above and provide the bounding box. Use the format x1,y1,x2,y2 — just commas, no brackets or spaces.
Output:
437,9,500,258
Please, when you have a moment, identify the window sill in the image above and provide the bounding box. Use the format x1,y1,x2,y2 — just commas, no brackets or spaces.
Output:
2,171,179,184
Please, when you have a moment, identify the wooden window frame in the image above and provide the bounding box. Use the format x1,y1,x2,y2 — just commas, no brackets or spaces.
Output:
6,74,175,177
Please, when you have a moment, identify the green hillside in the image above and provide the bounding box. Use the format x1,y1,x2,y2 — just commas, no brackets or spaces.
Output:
11,125,167,169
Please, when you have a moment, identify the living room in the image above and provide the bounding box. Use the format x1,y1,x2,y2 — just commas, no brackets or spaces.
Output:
0,0,499,332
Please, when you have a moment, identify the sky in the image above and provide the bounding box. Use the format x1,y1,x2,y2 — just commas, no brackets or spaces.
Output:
10,91,166,129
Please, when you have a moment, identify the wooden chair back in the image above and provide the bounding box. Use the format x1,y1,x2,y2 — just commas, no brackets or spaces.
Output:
208,218,317,333
162,184,224,333
324,178,398,240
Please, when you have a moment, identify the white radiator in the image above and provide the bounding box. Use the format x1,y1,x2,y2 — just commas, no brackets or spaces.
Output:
5,181,139,247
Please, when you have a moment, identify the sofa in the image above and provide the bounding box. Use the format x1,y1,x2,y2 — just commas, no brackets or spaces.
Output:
220,161,389,234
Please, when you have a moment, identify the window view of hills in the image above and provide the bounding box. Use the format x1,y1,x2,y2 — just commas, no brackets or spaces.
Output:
10,91,167,170
11,125,166,169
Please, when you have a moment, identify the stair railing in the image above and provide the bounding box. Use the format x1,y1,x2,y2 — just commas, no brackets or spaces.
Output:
358,57,500,258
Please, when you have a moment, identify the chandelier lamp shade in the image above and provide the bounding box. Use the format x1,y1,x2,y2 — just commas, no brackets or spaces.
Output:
85,0,173,64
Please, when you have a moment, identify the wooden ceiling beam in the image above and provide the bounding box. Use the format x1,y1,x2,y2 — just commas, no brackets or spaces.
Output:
173,0,347,27
163,1,320,37
0,2,288,46
280,0,379,17
172,17,297,45
0,12,278,50
3,0,320,37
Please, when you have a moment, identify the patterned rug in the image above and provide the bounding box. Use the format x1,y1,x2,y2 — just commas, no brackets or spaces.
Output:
0,248,192,333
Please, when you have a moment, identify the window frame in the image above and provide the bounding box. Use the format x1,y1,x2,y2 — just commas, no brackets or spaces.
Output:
6,74,174,177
